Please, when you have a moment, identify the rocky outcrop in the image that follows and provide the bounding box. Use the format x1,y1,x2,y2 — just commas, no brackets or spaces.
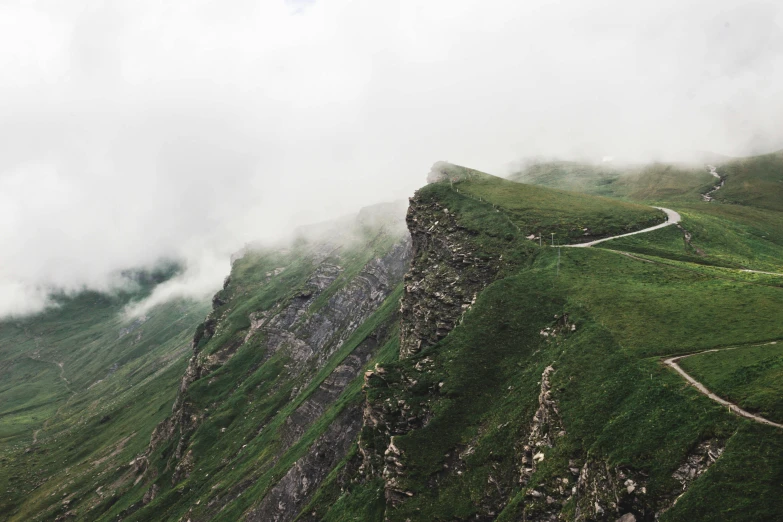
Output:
516,365,725,522
572,460,650,522
399,196,502,359
245,406,363,522
279,324,390,448
659,439,724,516
519,365,573,522
358,363,433,491
257,240,410,369
136,229,411,497
520,366,565,483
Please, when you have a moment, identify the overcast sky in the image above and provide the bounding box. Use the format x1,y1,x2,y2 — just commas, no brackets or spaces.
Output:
1,0,782,317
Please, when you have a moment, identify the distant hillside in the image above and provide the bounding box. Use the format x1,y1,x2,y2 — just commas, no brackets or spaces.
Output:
0,269,211,520
509,161,715,202
712,150,783,211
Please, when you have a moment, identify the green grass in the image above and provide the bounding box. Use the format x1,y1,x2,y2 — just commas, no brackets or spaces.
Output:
0,273,211,521
552,248,783,356
601,204,783,273
353,163,783,521
509,161,715,203
715,150,783,211
359,245,769,521
679,343,783,424
6,154,783,521
435,165,664,243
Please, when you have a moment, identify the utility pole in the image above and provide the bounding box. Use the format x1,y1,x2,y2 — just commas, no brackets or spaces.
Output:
539,235,542,247
551,233,555,247
557,247,560,277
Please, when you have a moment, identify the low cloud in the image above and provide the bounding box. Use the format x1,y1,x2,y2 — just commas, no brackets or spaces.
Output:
123,250,229,319
1,0,782,317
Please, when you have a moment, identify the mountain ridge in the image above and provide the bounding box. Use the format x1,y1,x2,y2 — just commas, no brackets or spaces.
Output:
2,156,783,521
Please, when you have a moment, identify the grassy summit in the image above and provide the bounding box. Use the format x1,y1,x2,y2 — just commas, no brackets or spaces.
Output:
426,162,665,244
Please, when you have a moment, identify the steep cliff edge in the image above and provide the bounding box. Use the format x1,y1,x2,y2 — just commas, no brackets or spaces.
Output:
311,166,781,522
72,203,412,521
26,163,783,522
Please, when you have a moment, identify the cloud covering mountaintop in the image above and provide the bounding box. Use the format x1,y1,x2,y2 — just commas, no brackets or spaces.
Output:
1,0,781,317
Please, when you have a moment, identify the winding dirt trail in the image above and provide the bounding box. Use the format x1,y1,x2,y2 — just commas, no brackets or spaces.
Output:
549,175,782,429
740,269,783,277
664,347,783,429
561,207,681,248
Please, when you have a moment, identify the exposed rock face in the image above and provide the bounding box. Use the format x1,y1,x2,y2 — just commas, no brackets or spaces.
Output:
245,406,363,522
358,362,433,505
399,196,502,359
359,188,511,513
279,327,387,449
137,233,411,496
257,240,411,369
520,365,565,481
516,366,726,522
571,438,725,521
661,439,724,515
572,460,649,522
519,366,570,521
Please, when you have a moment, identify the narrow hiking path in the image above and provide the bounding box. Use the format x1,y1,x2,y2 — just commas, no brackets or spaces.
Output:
664,345,783,429
538,172,782,429
741,269,783,277
553,200,783,429
608,249,783,283
561,207,681,247
557,205,783,278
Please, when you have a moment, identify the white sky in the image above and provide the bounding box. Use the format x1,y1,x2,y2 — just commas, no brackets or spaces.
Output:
1,0,782,316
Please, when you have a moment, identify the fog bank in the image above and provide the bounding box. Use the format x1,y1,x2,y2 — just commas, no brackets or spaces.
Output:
1,0,781,317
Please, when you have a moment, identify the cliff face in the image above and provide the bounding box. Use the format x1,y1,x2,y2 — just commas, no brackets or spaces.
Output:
134,180,723,522
104,204,412,521
77,167,779,522
143,238,410,490
348,178,732,522
399,196,502,359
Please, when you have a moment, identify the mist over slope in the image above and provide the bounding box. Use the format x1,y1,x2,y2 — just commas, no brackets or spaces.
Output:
4,159,782,521
2,0,783,317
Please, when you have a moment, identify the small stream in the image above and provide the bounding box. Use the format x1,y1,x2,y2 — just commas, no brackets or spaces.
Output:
701,165,725,202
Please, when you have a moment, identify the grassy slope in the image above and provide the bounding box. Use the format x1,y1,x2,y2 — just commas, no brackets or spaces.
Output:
101,222,408,522
6,153,782,521
598,204,783,273
380,249,782,521
328,167,783,522
715,150,783,211
679,344,783,424
0,274,211,521
445,164,665,243
478,154,783,520
509,161,715,203
512,151,783,213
